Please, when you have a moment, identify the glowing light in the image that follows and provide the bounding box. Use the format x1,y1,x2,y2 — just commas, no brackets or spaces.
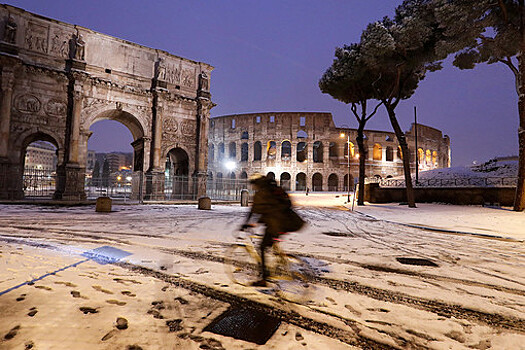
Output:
117,176,122,181
126,176,132,181
339,132,345,138
225,161,236,171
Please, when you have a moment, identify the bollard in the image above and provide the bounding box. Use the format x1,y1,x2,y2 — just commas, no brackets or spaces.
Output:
198,196,211,210
240,189,249,207
96,196,112,212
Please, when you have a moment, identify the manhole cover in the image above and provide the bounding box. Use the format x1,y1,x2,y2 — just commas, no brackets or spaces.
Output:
204,307,281,345
396,257,438,267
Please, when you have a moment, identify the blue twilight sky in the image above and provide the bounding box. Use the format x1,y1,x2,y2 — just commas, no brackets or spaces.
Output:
6,0,518,166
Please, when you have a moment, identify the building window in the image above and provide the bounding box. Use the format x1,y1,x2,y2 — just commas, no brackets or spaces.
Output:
270,115,275,123
253,141,262,161
241,131,249,139
313,141,323,163
232,119,236,129
241,143,248,162
256,116,261,123
300,116,306,126
373,143,382,161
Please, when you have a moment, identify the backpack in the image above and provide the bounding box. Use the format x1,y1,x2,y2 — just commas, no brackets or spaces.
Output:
272,184,305,232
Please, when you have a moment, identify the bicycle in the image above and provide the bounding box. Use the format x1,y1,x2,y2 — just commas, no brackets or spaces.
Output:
224,225,313,303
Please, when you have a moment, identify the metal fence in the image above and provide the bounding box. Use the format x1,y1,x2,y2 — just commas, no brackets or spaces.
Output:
23,169,57,198
377,177,517,188
21,170,251,202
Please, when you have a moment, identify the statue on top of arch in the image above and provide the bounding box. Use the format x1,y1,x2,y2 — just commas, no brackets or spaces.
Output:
69,29,85,61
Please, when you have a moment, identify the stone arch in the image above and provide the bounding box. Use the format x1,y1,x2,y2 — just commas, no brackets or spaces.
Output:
240,171,248,179
296,141,307,162
241,131,249,140
426,149,432,164
281,140,292,160
312,172,323,191
240,142,248,162
328,173,338,191
166,147,190,199
253,141,262,161
15,130,63,164
85,108,146,141
373,143,382,161
218,142,225,160
266,172,275,180
329,142,338,157
296,172,306,191
432,151,438,166
280,172,291,191
229,141,236,159
386,146,394,162
343,174,354,192
267,140,276,159
297,130,308,139
313,141,323,163
418,148,424,163
16,132,61,199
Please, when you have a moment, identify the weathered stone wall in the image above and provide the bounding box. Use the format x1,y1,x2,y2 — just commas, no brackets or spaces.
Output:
0,4,214,200
364,183,515,206
208,112,450,192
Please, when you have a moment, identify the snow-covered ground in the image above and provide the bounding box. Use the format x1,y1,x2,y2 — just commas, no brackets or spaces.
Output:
0,198,524,349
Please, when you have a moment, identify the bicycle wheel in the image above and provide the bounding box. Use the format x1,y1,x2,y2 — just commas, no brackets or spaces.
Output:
273,254,313,303
224,244,260,286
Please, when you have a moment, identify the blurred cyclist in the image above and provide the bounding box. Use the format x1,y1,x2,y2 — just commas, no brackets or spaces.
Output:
241,174,305,286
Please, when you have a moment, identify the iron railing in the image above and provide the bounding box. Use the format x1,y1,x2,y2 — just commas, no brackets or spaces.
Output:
377,177,517,188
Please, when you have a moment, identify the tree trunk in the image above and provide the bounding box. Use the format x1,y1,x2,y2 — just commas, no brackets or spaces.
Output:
356,121,367,206
514,0,525,211
385,104,416,208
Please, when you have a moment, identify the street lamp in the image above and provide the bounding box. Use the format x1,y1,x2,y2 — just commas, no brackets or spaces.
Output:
339,126,351,203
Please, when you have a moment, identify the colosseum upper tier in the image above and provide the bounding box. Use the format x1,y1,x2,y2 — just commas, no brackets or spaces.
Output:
208,112,450,192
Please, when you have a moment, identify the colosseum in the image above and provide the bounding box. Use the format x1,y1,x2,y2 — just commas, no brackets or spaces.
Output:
208,112,450,192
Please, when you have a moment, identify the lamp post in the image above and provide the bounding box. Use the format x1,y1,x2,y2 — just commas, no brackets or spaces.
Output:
340,126,351,203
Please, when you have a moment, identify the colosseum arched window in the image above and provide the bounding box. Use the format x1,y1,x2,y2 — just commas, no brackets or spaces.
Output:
253,141,262,161
432,151,438,166
209,144,214,162
343,141,355,158
386,146,393,162
241,131,249,140
418,148,424,163
297,142,307,162
229,142,236,159
296,172,306,191
313,141,323,163
280,172,291,191
267,172,275,180
218,143,224,160
312,173,323,191
267,141,277,159
328,174,338,191
373,144,382,161
329,142,338,157
240,171,248,180
426,149,432,164
297,130,308,139
241,143,248,162
281,140,291,160
397,146,403,160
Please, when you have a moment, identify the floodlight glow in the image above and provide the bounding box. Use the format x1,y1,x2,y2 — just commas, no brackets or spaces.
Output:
126,176,132,181
225,161,236,171
340,132,345,138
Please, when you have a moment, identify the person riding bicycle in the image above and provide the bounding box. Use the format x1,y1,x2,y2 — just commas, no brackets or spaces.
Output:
240,174,305,286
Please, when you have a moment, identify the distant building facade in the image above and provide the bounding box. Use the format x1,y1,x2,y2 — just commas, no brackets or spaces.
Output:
24,141,57,172
208,112,450,191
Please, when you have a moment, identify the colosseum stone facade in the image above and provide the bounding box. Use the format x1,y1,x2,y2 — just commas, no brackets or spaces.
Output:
208,112,450,192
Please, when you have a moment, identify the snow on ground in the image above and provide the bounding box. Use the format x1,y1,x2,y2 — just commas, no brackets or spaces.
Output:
0,196,524,349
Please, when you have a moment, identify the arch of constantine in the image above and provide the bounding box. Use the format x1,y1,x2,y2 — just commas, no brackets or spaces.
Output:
0,4,214,200
208,112,450,192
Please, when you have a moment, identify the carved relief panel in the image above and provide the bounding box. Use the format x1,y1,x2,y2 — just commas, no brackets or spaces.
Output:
25,21,48,54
